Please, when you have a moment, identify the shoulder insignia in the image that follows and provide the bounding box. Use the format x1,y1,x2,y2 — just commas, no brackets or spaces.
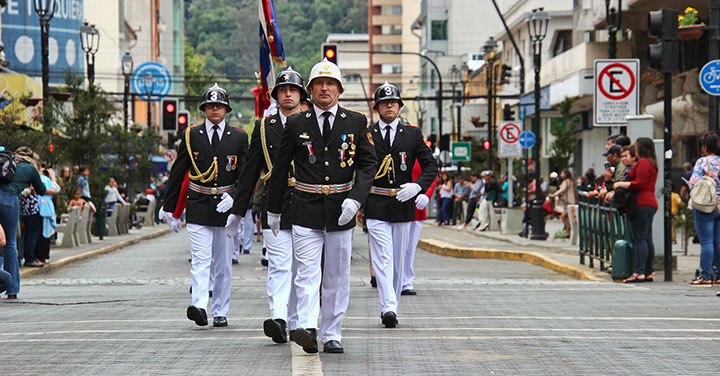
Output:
340,112,347,118
367,132,375,146
199,129,204,134
226,131,231,135
193,152,199,159
270,118,277,123
306,112,312,118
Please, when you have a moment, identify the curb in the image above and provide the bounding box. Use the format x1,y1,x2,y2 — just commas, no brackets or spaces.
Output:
417,238,603,281
20,228,171,279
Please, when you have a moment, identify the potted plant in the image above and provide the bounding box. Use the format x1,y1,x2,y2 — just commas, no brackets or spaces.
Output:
470,115,484,128
678,7,704,41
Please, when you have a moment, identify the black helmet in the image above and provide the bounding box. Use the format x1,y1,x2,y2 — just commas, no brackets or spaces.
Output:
373,81,404,109
271,67,308,100
199,83,232,112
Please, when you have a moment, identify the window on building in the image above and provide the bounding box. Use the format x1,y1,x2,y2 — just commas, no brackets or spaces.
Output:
430,69,435,89
382,64,402,74
381,5,402,15
552,30,572,57
381,24,402,35
375,44,402,52
431,118,437,133
431,20,447,40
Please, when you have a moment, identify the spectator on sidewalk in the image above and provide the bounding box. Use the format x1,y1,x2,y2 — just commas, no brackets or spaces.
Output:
17,149,45,268
438,175,454,226
614,138,658,283
452,175,469,226
104,177,127,210
460,173,483,229
499,175,512,207
548,169,577,237
68,186,93,213
0,223,11,295
679,161,694,202
687,132,720,286
77,165,91,203
35,165,59,264
0,146,47,299
484,171,499,204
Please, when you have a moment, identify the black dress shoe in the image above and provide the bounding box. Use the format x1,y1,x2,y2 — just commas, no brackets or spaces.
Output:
381,311,398,328
186,306,208,326
243,248,250,254
263,318,288,343
323,340,344,353
261,258,269,267
213,316,228,327
370,276,377,288
290,328,318,353
209,290,213,298
401,289,417,296
232,259,238,264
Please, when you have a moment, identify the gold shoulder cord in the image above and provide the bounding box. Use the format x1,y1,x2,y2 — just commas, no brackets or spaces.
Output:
186,126,218,183
260,114,296,183
374,154,395,183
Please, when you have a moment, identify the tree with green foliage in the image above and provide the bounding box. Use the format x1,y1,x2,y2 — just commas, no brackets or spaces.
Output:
551,97,580,173
184,39,216,118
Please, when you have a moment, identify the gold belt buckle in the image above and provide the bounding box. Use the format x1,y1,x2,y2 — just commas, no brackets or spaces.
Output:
288,177,296,187
210,187,218,195
389,188,397,196
320,185,331,195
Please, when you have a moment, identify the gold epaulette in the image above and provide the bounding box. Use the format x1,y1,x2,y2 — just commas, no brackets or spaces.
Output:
186,125,218,183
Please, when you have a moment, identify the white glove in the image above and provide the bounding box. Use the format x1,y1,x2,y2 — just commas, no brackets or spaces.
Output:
267,212,281,236
338,198,361,226
158,207,172,223
225,213,242,238
169,216,182,233
415,194,429,210
215,192,234,213
396,183,422,202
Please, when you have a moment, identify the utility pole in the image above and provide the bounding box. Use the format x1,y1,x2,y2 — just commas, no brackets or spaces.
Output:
710,0,720,132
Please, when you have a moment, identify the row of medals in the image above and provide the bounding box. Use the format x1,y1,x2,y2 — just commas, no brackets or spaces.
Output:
307,135,356,168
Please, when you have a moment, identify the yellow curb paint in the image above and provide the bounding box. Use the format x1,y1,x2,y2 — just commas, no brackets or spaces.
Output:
417,239,602,281
20,228,171,279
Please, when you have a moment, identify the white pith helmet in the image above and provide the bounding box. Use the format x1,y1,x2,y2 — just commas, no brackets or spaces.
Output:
306,58,344,93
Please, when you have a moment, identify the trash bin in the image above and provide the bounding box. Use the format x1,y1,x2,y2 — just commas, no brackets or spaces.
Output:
612,239,634,280
94,205,106,240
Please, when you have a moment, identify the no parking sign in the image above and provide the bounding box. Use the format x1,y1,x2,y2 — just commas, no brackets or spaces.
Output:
594,59,639,126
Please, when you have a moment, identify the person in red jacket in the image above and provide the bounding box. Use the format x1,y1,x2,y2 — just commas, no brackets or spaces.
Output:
400,148,437,295
613,137,658,283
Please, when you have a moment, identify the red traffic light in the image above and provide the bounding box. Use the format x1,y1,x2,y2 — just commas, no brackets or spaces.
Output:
325,48,335,60
322,44,338,64
49,143,55,153
482,140,491,150
165,103,175,113
178,114,187,125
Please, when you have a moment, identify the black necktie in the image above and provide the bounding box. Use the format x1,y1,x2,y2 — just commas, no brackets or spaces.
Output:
322,111,332,143
384,125,392,150
212,124,220,152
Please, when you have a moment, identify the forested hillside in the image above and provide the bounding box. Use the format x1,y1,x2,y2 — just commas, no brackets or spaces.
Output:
184,0,367,121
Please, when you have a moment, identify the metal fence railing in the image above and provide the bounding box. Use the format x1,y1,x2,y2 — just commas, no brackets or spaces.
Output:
577,196,631,271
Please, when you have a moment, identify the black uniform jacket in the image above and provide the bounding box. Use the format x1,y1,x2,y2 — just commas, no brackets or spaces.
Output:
364,122,438,223
164,123,249,227
267,106,378,232
231,113,293,230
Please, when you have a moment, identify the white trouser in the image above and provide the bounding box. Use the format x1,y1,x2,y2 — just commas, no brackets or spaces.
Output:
366,219,411,315
263,229,295,321
210,236,236,291
240,208,254,252
292,225,352,344
478,199,491,225
186,223,232,317
402,220,424,291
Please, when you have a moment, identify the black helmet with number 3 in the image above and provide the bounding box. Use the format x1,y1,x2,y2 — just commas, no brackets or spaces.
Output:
200,83,232,112
271,67,308,100
373,81,404,109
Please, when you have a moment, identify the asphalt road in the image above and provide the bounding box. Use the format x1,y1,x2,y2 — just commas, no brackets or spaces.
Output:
1,225,719,375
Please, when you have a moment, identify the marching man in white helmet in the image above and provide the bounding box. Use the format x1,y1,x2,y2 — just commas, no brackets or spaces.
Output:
265,58,378,354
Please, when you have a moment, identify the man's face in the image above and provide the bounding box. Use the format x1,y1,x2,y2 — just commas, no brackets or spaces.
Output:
377,100,401,123
606,139,614,151
620,151,634,166
299,101,312,112
204,103,228,124
470,176,478,183
607,153,619,164
310,77,341,109
277,86,301,112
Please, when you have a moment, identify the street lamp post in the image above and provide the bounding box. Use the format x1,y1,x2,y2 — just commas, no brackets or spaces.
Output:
605,0,623,59
79,21,100,86
33,0,56,136
121,52,134,132
527,7,550,241
144,73,154,128
484,37,499,171
450,64,468,142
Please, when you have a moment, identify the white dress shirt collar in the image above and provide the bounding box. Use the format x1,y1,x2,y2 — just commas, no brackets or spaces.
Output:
204,119,226,142
313,104,338,119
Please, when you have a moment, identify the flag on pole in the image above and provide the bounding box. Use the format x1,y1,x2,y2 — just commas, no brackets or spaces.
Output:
256,0,286,116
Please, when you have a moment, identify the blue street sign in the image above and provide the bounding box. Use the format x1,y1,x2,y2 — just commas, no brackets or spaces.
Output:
700,60,720,96
519,131,536,149
1,0,85,84
131,62,172,102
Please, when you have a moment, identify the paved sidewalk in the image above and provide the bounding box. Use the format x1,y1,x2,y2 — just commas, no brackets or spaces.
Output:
418,217,703,284
18,225,170,279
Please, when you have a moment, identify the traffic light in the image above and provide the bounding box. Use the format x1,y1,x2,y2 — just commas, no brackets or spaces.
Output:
503,104,515,121
647,8,679,73
177,110,190,134
322,43,338,65
499,64,512,85
482,139,491,150
48,143,55,153
162,99,178,130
